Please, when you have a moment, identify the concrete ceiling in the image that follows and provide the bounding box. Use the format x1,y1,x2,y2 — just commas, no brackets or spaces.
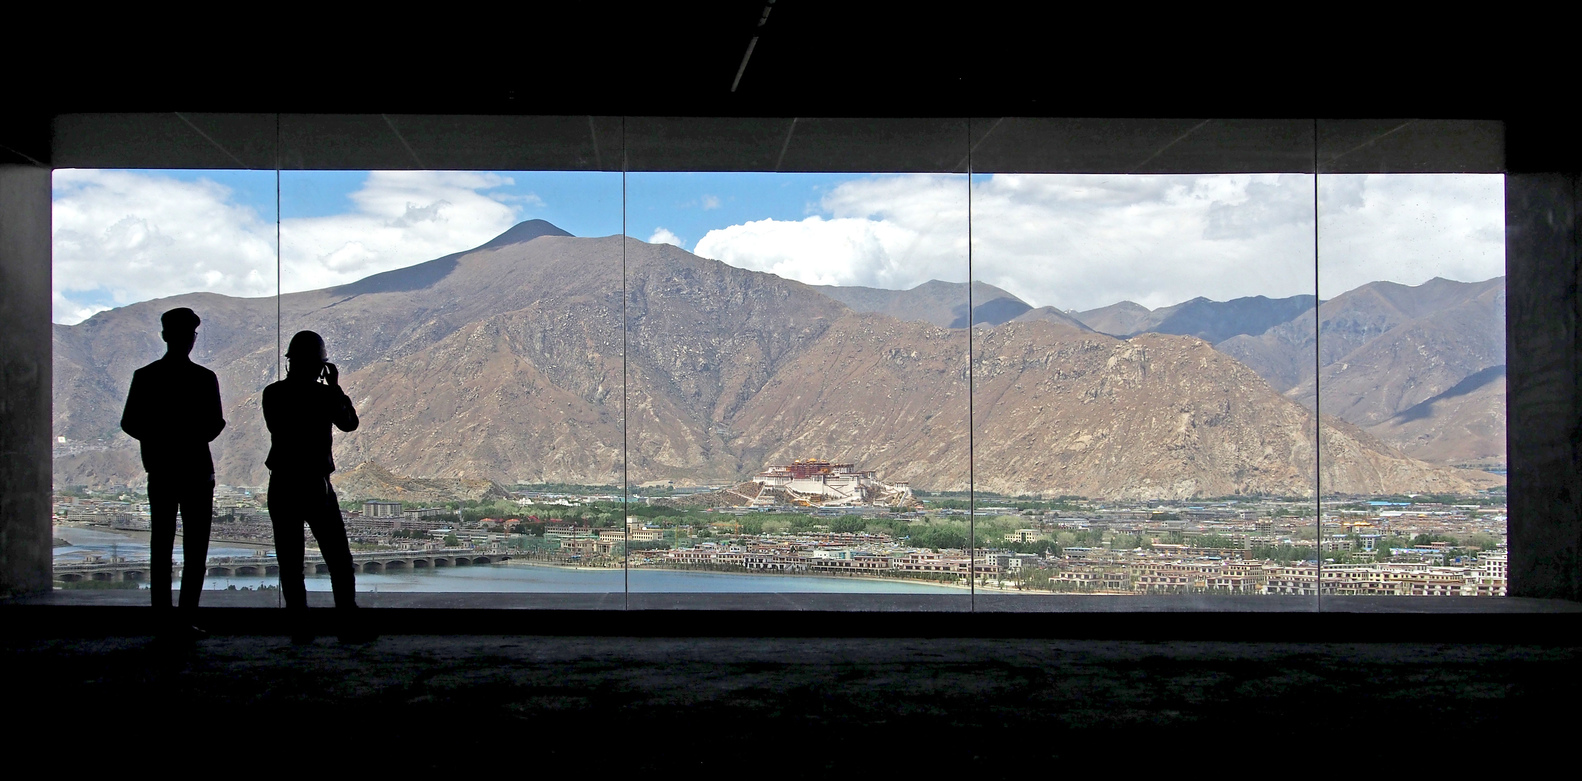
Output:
1,3,1569,170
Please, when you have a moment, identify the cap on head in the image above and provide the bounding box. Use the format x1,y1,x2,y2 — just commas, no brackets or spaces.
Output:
160,307,201,333
286,330,327,361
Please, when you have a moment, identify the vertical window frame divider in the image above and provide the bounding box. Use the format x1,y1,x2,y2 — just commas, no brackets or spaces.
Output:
621,117,630,608
967,118,977,611
1313,119,1324,612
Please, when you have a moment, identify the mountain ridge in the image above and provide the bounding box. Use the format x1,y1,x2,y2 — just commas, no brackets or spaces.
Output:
52,221,1492,497
814,279,1038,328
1075,294,1319,343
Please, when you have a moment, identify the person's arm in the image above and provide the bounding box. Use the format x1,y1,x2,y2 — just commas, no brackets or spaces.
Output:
201,371,226,442
324,362,359,432
332,388,359,433
120,369,149,441
262,384,279,435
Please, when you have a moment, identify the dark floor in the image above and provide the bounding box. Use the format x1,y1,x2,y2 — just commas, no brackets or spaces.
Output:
10,631,1577,770
12,590,1579,642
10,590,1582,770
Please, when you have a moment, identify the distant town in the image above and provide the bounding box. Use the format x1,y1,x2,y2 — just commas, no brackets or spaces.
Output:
53,456,1508,597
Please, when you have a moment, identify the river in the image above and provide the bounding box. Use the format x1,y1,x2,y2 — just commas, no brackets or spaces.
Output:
54,525,963,594
54,524,269,561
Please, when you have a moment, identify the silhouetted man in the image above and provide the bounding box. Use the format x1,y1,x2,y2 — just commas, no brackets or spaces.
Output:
121,307,225,638
264,330,368,642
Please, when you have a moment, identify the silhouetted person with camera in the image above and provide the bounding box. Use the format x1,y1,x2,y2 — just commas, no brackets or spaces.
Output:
264,330,371,643
121,307,225,639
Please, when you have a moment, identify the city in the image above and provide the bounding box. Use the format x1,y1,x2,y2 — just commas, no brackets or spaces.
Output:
45,177,1510,602
52,460,1508,597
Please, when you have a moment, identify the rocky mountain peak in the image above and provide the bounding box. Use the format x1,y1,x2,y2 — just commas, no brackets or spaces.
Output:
474,219,574,251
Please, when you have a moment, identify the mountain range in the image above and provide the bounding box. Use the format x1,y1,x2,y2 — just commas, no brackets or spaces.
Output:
52,220,1502,499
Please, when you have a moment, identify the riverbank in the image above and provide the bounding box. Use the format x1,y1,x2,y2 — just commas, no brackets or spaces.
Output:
500,557,1037,594
165,560,964,594
53,526,1027,595
52,524,271,562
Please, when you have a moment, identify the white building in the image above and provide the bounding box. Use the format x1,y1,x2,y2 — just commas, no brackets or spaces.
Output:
750,458,915,508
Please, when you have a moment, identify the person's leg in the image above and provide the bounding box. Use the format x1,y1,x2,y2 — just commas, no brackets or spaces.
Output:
146,475,176,610
268,476,307,610
306,479,372,642
176,477,214,611
305,477,357,609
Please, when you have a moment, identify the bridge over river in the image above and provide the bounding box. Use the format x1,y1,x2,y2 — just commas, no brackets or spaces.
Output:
54,549,511,583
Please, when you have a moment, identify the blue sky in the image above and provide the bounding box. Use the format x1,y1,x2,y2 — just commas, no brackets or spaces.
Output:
145,170,279,217
147,170,942,250
624,172,898,250
50,169,1506,324
282,170,627,239
280,170,886,251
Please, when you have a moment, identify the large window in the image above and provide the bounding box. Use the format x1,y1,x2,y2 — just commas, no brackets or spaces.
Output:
623,170,972,599
970,172,1321,599
1314,173,1507,599
51,169,281,586
47,117,1507,605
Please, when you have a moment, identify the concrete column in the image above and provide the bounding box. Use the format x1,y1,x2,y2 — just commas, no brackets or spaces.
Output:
0,164,52,597
1507,173,1582,600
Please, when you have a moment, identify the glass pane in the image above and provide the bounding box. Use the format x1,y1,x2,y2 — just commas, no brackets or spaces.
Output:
969,171,1328,606
50,169,279,595
1315,172,1507,600
622,170,973,606
276,169,623,599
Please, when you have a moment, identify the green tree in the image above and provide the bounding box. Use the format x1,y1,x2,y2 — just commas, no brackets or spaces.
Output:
1251,544,1317,563
789,515,821,532
1004,539,1059,557
908,523,969,550
1193,534,1236,549
829,516,867,534
1465,532,1500,550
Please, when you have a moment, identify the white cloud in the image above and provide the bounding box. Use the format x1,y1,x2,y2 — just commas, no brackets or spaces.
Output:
968,174,1319,310
52,170,530,323
278,171,521,292
51,170,279,324
52,169,1504,326
693,175,969,288
691,173,1504,311
52,290,110,325
1316,174,1504,298
701,195,721,210
491,192,546,207
648,227,684,247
